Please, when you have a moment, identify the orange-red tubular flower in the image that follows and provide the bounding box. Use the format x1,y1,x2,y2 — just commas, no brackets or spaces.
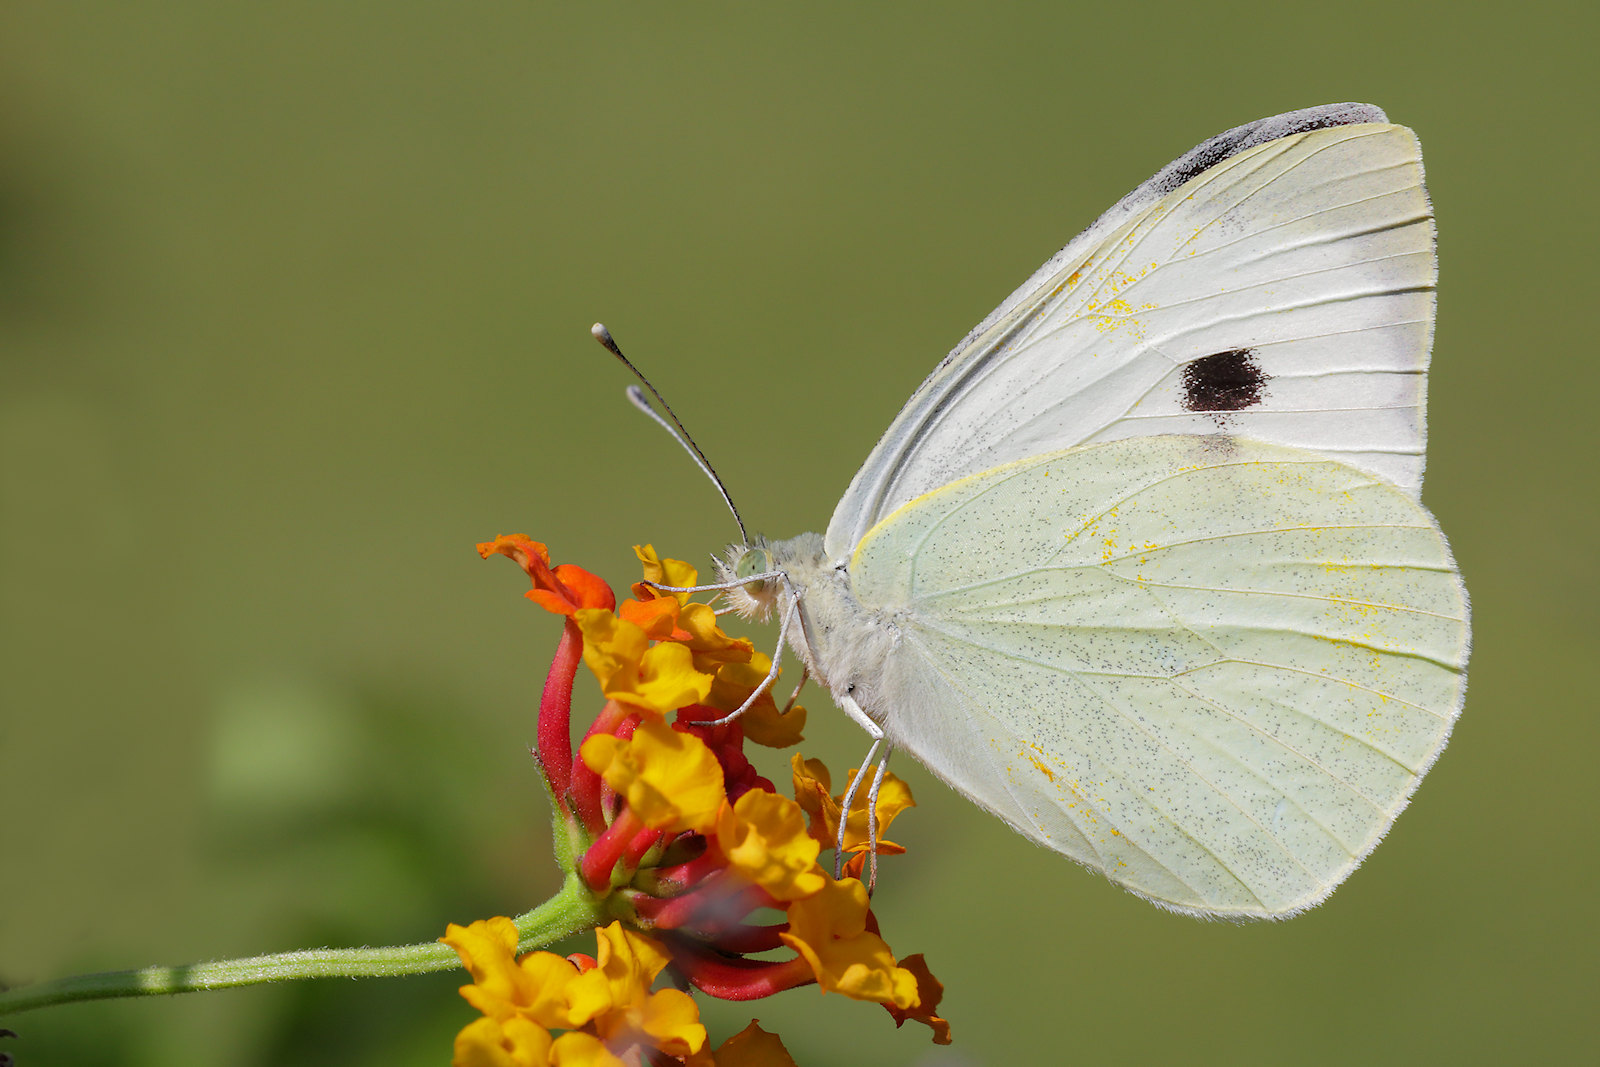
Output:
477,535,615,799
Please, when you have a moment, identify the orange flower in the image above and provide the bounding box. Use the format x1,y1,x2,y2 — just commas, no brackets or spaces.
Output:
884,954,953,1045
709,1022,799,1066
617,594,683,640
790,756,915,865
478,535,615,615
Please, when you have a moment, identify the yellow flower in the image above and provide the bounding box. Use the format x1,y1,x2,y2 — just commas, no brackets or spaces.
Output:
715,789,826,902
581,718,727,835
632,544,700,605
779,876,919,1010
444,917,583,1029
574,608,715,716
453,1015,554,1067
444,920,710,1067
547,1030,624,1066
676,601,756,673
586,923,707,1059
707,654,807,748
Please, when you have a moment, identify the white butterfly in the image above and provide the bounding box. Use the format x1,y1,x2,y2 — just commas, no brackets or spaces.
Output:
672,103,1468,920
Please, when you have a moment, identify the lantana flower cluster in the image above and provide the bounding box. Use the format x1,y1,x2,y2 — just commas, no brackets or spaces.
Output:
441,536,950,1066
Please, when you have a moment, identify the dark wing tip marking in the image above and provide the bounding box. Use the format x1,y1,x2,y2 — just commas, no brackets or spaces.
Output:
1141,103,1390,200
1181,348,1271,415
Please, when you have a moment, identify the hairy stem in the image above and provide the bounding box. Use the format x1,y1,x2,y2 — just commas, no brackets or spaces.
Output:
0,875,601,1016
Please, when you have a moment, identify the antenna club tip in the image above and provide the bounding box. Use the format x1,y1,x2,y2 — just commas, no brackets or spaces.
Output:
590,322,613,343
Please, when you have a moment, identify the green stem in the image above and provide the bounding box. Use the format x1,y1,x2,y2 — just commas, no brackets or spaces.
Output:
0,874,602,1017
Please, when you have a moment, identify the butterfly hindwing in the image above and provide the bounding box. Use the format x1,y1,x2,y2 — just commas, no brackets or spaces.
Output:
848,435,1467,918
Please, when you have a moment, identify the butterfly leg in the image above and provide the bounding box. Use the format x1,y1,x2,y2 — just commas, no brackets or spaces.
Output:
863,745,894,893
705,585,796,727
832,690,890,888
781,667,808,714
834,734,881,880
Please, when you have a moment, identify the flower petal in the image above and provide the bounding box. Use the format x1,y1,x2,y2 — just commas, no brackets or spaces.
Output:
778,876,919,1010
632,544,698,605
836,768,915,854
581,719,727,834
676,603,755,672
575,610,714,716
737,703,806,750
574,610,649,691
634,987,708,1057
712,1022,799,1067
548,1030,626,1067
882,953,953,1045
633,642,715,714
451,1015,553,1067
709,656,804,748
443,918,538,1021
552,563,619,612
592,921,675,991
618,595,681,639
789,755,911,853
479,535,615,614
715,790,825,902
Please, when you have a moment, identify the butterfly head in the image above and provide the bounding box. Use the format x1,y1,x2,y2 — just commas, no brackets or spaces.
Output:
714,538,781,621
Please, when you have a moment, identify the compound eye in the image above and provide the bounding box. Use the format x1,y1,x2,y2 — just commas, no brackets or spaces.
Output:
735,548,772,595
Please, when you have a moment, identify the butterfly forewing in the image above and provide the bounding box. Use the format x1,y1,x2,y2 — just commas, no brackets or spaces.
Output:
848,436,1467,918
826,116,1435,559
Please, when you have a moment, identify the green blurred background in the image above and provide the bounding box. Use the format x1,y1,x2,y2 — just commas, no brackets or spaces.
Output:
2,3,1593,1064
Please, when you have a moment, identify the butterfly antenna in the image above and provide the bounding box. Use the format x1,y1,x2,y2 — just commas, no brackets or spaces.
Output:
592,323,748,543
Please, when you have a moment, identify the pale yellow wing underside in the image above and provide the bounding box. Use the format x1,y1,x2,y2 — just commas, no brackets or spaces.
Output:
850,434,1468,918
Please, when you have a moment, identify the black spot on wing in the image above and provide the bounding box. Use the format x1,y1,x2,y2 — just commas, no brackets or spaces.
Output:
1181,349,1270,415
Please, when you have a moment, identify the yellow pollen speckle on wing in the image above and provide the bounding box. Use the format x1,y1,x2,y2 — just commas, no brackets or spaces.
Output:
1024,743,1057,783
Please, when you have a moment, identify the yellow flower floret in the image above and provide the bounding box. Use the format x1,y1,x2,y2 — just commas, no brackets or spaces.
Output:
453,1015,554,1067
708,654,807,748
632,544,700,605
584,923,707,1059
547,1030,624,1067
580,718,727,835
444,916,589,1031
574,608,715,716
779,876,919,1010
675,601,756,672
715,789,826,902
